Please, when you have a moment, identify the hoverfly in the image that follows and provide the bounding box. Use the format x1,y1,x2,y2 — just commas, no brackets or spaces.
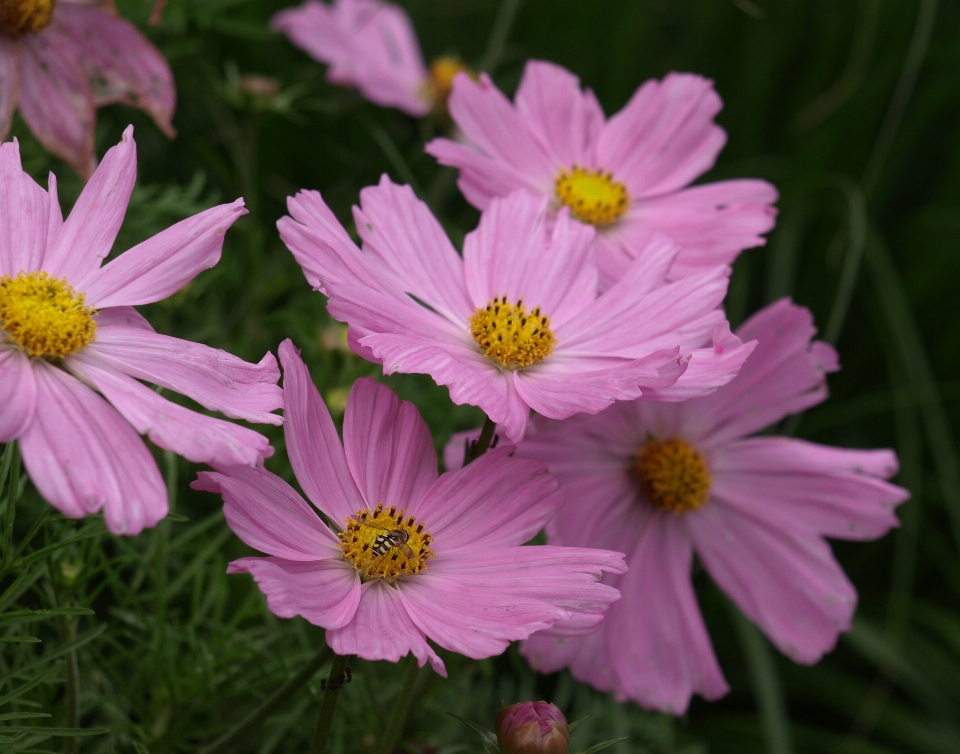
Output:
349,514,416,560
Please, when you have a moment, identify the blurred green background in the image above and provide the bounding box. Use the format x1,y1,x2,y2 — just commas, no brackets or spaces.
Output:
2,0,960,752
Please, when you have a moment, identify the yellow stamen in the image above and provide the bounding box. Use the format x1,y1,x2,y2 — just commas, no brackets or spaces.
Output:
339,504,435,582
635,438,711,514
0,271,97,358
469,295,555,369
424,56,475,114
0,0,55,36
555,165,629,226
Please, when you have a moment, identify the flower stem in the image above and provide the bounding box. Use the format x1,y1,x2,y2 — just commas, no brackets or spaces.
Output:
466,416,497,464
374,657,421,754
308,653,353,754
200,645,332,754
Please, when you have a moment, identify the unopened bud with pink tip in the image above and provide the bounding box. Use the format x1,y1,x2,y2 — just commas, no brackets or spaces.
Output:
495,701,569,754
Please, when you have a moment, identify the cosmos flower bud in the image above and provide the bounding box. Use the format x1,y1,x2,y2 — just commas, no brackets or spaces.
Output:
495,702,569,754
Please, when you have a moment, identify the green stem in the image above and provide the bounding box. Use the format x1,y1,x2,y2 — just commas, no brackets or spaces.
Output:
308,653,352,754
374,657,421,754
200,645,332,754
480,0,523,72
465,417,497,464
62,618,80,754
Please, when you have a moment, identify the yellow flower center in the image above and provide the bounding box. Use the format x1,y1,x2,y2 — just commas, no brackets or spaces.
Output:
425,56,475,113
339,504,435,582
555,165,629,226
0,0,55,36
635,438,711,514
469,295,555,369
0,271,97,358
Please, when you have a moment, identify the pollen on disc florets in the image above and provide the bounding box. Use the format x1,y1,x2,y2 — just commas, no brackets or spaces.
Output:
635,437,711,514
424,56,475,114
469,294,556,370
0,0,56,36
339,504,435,582
555,165,629,226
0,271,97,358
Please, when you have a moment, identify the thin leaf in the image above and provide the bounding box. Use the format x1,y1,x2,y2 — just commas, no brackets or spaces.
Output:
573,736,630,754
446,712,500,754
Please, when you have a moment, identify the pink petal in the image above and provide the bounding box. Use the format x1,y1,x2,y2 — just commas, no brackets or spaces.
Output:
462,192,597,327
19,360,166,535
426,72,558,209
69,352,273,467
87,322,282,424
18,29,96,179
521,626,617,695
326,579,445,675
343,377,439,513
54,2,176,137
353,176,473,323
687,498,858,664
625,179,778,279
278,339,365,523
228,555,360,629
711,437,907,540
0,347,37,442
686,298,838,445
272,0,429,116
598,73,726,198
95,305,155,331
0,41,20,141
193,465,341,560
0,139,52,276
605,514,728,713
638,322,756,402
84,199,247,308
513,60,605,168
42,126,136,285
411,447,561,550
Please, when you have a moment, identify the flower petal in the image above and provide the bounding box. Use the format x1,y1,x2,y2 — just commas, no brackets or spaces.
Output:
193,465,340,560
513,59,605,168
0,41,20,141
69,352,273,467
43,126,137,285
688,498,858,664
87,322,282,424
0,139,52,276
598,73,725,197
343,377,439,513
19,361,166,535
412,447,560,550
278,339,364,523
0,347,37,442
521,624,617,695
606,514,728,713
54,2,176,137
711,437,907,540
228,555,360,630
85,199,247,308
18,30,96,179
326,579,445,675
353,176,472,324
462,191,597,325
426,72,557,209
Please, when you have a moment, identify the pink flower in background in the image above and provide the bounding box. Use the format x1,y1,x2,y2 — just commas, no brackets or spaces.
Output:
426,60,778,288
193,341,626,675
272,0,471,117
0,0,176,179
511,300,909,713
278,177,751,442
0,127,282,535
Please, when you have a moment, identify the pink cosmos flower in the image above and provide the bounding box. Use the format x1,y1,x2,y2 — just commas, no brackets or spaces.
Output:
271,0,471,117
0,0,175,179
192,340,627,675
425,60,778,287
278,176,753,443
0,127,282,535
508,299,909,713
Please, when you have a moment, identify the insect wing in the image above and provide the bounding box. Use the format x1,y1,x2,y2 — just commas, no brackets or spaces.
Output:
350,515,396,533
